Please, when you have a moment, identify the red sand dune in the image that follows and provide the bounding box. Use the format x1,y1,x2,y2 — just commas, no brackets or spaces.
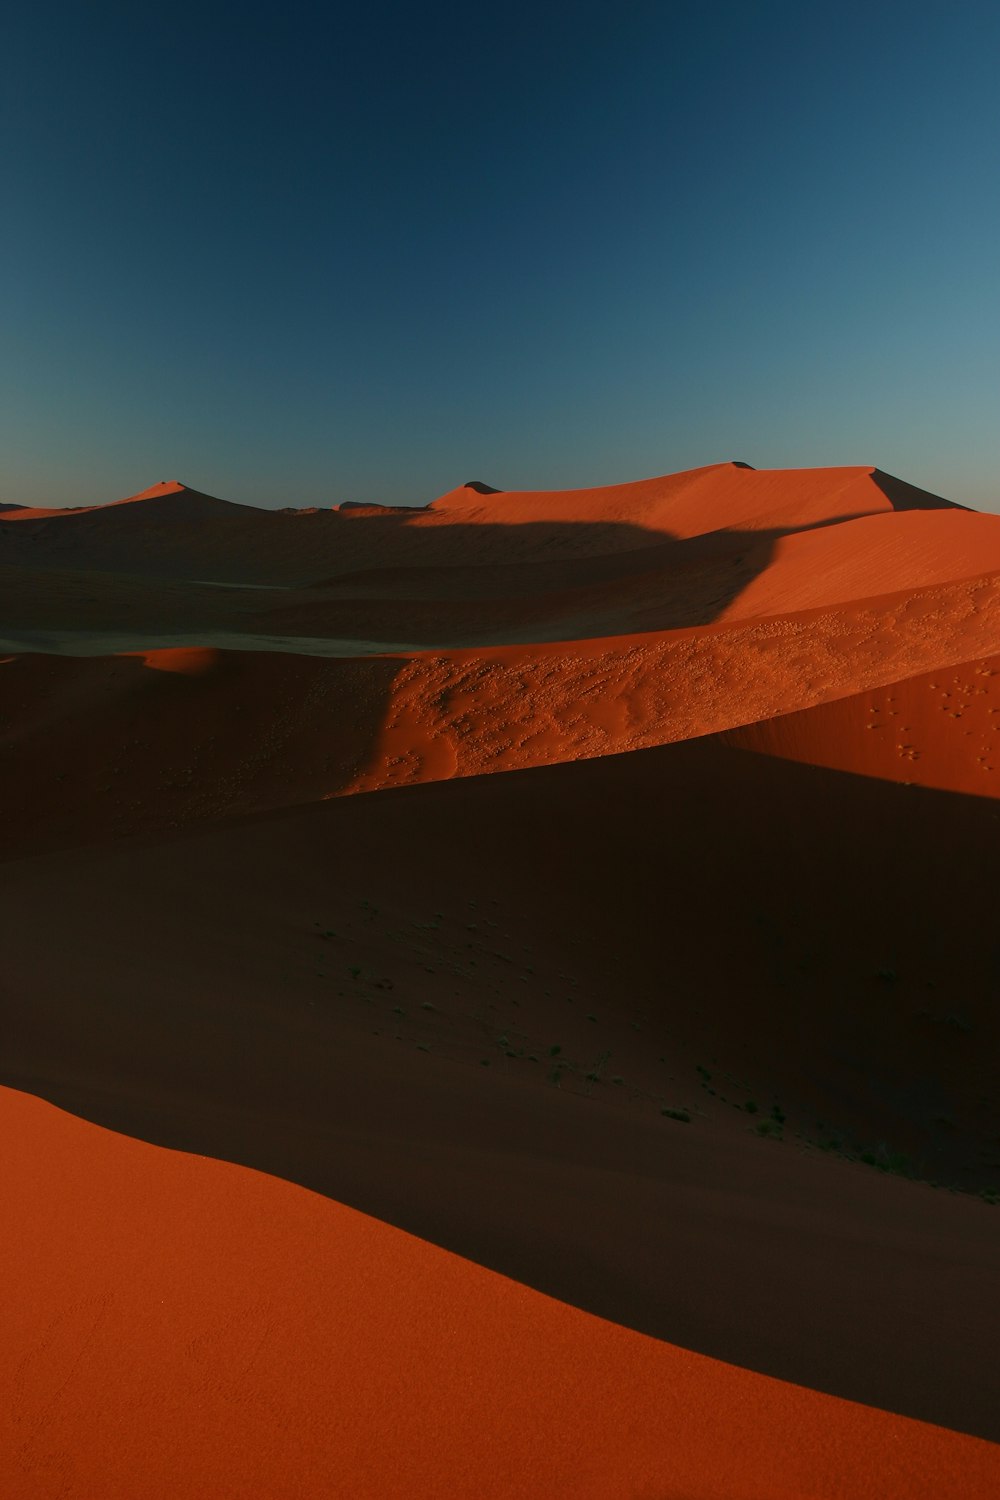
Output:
0,479,252,523
0,462,973,589
247,504,1000,646
430,461,957,535
3,460,1000,1495
4,738,1000,1430
6,569,1000,858
2,1084,995,1500
716,507,1000,621
343,570,1000,795
725,651,1000,796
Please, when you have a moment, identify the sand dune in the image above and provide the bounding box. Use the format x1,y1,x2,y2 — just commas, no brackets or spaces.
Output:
4,1086,995,1500
430,461,959,532
724,651,1000,795
6,570,1000,856
1,465,996,661
2,459,1000,1494
715,506,1000,621
0,462,971,590
4,739,1000,1432
0,479,255,523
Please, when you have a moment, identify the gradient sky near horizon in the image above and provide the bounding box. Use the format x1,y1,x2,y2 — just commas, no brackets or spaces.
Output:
3,1,999,510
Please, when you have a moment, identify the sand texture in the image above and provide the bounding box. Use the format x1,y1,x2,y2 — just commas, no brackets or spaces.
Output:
2,462,999,1496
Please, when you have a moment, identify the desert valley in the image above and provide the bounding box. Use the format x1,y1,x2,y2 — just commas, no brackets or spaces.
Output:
2,459,1000,1497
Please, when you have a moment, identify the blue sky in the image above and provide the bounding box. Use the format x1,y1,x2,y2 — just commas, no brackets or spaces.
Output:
2,1,998,509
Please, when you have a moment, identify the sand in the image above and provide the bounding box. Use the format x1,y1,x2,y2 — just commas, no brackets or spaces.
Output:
0,462,964,588
2,1083,996,1500
4,736,1000,1413
7,571,1000,856
724,651,1000,796
2,460,999,1495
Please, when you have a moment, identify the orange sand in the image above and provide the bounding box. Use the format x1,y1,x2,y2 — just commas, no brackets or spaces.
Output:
123,645,222,675
429,461,956,535
2,1085,995,1500
7,570,1000,855
4,459,1000,1496
724,651,1000,796
4,735,999,1436
0,463,973,590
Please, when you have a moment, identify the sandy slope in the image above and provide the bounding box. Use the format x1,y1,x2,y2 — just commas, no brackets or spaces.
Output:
429,461,957,533
0,479,258,524
6,571,1000,856
724,651,1000,795
5,505,1000,654
2,1083,996,1500
3,459,1000,1493
0,463,972,592
3,739,1000,1447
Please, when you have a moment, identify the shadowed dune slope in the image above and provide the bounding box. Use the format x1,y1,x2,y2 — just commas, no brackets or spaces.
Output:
6,509,1000,673
4,1087,996,1500
3,738,1000,1443
3,460,1000,1489
7,505,1000,651
0,649,401,856
7,569,1000,857
235,505,1000,646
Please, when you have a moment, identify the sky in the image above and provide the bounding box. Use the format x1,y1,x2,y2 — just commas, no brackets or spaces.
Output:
2,0,999,510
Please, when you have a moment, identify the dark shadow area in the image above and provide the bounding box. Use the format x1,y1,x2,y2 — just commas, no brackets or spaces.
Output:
870,467,969,512
0,500,966,652
278,507,893,645
0,649,405,859
2,740,1000,1439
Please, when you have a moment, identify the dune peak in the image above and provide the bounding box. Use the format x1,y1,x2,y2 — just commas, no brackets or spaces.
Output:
119,480,192,503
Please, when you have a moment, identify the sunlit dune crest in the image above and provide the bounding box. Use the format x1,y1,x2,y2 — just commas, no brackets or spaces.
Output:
109,478,191,504
0,479,257,524
428,460,961,535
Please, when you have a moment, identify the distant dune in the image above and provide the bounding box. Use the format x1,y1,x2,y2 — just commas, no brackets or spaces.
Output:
429,460,960,531
2,460,1000,1496
0,478,260,525
0,461,969,586
5,460,1000,849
